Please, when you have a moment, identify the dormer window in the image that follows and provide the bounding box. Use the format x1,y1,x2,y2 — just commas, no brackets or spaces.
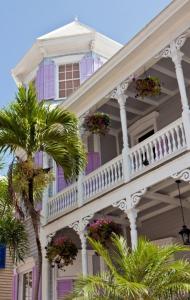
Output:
58,63,80,98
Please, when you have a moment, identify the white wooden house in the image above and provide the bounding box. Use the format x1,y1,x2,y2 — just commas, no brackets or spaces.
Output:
11,1,190,299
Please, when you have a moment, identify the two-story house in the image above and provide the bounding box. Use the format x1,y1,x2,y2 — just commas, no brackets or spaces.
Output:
12,0,190,299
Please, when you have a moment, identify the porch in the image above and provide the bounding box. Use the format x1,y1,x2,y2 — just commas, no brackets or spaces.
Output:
47,116,187,221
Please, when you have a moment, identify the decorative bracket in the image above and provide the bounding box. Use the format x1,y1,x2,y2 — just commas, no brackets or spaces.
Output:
112,188,147,213
108,75,134,100
172,169,190,183
69,214,94,236
155,33,187,59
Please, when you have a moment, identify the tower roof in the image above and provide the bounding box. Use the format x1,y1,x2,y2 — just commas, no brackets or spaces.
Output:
12,20,122,84
38,20,95,40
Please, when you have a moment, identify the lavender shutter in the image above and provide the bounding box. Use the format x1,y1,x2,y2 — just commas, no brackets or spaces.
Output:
94,55,103,72
12,273,18,300
57,165,68,192
36,62,44,101
44,60,55,100
36,59,55,101
34,151,43,167
32,266,42,300
57,279,73,299
86,152,101,175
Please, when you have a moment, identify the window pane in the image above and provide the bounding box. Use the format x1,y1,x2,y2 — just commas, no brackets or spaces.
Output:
59,65,65,72
59,63,80,98
66,81,73,89
59,81,65,89
59,73,65,80
66,72,72,80
66,64,72,71
73,80,80,88
73,71,79,78
59,90,66,98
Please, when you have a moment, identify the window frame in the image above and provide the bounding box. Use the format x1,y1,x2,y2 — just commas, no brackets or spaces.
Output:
58,62,80,99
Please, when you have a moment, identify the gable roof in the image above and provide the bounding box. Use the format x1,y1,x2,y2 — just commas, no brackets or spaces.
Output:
12,20,122,84
38,20,95,40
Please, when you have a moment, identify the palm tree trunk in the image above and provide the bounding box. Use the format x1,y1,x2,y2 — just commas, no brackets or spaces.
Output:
28,177,42,300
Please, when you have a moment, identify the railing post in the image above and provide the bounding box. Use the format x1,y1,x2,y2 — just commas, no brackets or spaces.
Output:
157,34,190,149
111,80,131,182
42,152,49,225
77,116,87,207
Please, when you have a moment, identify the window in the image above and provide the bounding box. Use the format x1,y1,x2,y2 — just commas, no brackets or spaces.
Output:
59,63,80,98
23,271,32,300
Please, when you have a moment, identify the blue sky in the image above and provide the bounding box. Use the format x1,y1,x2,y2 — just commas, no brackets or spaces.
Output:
1,0,171,108
0,0,171,173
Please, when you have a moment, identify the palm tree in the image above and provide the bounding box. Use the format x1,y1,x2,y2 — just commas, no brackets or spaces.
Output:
0,175,28,264
68,235,190,300
0,83,86,300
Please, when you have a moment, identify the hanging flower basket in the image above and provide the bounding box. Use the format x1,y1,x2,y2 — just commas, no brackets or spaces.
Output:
45,235,78,270
83,112,111,135
134,76,161,98
87,218,121,246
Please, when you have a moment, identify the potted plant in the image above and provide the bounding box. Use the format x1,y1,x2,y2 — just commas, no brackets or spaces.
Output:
87,218,121,246
134,76,161,98
83,112,111,135
45,235,78,270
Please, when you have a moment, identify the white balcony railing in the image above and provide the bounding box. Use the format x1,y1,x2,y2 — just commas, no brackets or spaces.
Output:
83,154,123,201
129,118,186,175
47,117,187,221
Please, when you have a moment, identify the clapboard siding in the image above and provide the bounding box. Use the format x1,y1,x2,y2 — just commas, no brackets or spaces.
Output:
24,218,38,259
0,248,13,300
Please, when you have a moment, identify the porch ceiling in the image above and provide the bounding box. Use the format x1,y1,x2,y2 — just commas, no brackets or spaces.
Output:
99,36,190,131
98,177,190,225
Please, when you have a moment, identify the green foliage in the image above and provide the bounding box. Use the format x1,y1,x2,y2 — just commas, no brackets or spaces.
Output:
67,235,190,300
0,214,28,264
83,112,110,135
12,159,54,202
0,83,86,180
134,76,161,98
46,235,78,270
0,177,12,217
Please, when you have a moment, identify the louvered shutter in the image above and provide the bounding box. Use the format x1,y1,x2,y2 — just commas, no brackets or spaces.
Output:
34,151,43,167
32,266,42,300
36,59,55,101
86,152,101,175
0,245,6,269
57,279,73,299
12,273,18,300
57,166,68,192
79,53,103,84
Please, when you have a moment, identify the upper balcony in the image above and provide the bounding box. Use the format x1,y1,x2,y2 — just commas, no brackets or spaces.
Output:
47,115,187,221
47,18,190,222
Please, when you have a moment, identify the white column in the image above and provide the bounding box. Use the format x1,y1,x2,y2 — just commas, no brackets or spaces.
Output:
126,208,138,250
41,234,50,300
170,41,190,148
77,120,88,207
69,215,93,276
42,152,49,225
117,91,130,182
80,232,88,276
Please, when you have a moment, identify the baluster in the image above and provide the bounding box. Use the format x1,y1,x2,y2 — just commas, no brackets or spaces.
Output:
153,139,158,161
145,144,150,165
180,124,186,147
159,136,163,158
171,128,177,152
138,149,142,170
99,171,103,191
118,161,122,180
176,125,181,149
165,132,171,155
104,169,108,188
162,134,167,157
107,167,111,186
130,154,134,174
111,164,114,184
